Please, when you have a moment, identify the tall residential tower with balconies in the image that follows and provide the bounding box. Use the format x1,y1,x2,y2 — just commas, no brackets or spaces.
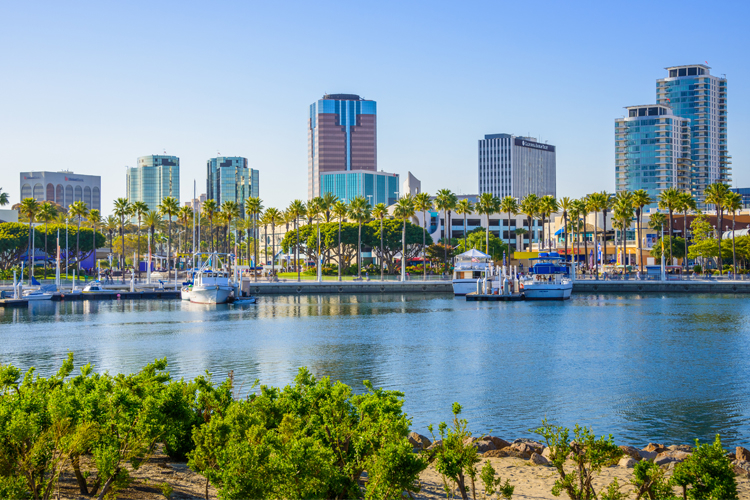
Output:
656,65,729,205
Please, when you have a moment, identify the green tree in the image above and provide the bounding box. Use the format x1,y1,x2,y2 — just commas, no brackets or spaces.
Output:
245,197,263,277
475,193,499,259
264,207,282,275
658,187,681,263
348,196,372,279
103,215,118,256
37,202,58,278
675,192,696,272
19,197,40,280
558,196,572,262
454,198,474,254
372,203,389,279
631,190,653,274
113,198,132,273
725,191,742,275
220,201,241,255
434,189,457,272
519,194,539,252
0,188,9,206
671,435,738,500
131,201,149,278
539,195,559,251
68,201,89,274
201,199,218,253
613,192,633,266
704,183,729,273
687,214,718,269
158,196,180,282
393,195,416,280
286,200,305,281
456,228,509,261
414,192,433,281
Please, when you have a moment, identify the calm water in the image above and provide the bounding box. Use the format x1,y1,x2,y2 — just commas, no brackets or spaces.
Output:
1,293,749,447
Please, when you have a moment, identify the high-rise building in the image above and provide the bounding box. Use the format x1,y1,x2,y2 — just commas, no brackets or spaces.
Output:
615,105,692,205
206,157,259,209
320,170,399,206
656,64,729,204
20,171,101,210
126,155,180,210
308,94,376,199
478,134,556,199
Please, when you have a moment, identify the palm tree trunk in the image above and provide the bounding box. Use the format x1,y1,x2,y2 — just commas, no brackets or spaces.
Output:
507,211,511,250
443,209,447,274
422,210,427,281
668,210,674,264
27,218,32,281
167,218,172,283
357,223,362,279
563,213,568,265
541,215,545,251
602,211,607,268
137,219,141,280
463,214,467,252
637,209,643,274
271,223,275,276
583,216,588,272
732,212,737,276
717,210,723,273
401,218,406,281
44,221,49,279
338,220,342,281
593,213,598,277
380,219,384,281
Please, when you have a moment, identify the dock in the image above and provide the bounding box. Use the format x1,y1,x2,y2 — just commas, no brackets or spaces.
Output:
0,298,29,307
52,291,181,301
465,292,524,301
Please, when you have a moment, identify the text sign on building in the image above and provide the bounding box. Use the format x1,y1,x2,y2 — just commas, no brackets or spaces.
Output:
514,138,556,152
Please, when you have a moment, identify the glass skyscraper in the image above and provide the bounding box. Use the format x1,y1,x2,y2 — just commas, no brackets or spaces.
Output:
478,134,556,199
206,157,259,210
656,65,729,204
615,105,691,206
126,155,180,210
308,94,377,199
320,170,398,207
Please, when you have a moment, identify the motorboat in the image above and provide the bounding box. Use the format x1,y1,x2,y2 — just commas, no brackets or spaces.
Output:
190,253,235,305
83,281,116,293
521,252,573,300
452,249,493,295
180,283,192,300
23,289,53,301
232,296,257,305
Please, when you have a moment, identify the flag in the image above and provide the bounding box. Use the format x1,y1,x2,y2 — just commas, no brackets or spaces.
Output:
589,250,594,268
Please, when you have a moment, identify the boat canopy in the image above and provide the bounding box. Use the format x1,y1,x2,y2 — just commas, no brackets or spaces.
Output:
455,249,491,262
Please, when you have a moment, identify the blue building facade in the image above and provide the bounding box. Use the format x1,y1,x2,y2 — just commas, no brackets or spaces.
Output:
206,157,259,210
126,155,180,210
320,170,398,207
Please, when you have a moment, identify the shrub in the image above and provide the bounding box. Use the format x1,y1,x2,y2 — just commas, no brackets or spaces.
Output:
671,435,738,500
631,460,677,500
531,418,623,500
693,265,702,273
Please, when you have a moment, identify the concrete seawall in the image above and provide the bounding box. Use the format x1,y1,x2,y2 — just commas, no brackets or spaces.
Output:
241,280,454,295
573,280,750,294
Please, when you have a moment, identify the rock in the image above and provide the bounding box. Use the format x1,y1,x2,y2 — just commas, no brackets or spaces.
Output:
476,440,497,453
732,460,750,476
619,445,641,461
619,457,637,468
426,439,442,451
496,446,527,459
542,447,552,459
483,449,509,458
530,452,550,466
654,453,676,466
639,450,657,462
512,439,544,454
643,443,667,453
737,446,750,462
509,442,535,459
408,432,432,450
488,436,510,450
670,450,691,462
726,452,736,460
668,444,692,453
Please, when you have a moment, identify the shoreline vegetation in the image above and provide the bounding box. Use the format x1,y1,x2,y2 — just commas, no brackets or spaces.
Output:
1,357,748,500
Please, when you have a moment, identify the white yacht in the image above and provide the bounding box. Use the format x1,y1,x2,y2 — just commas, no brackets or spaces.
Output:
189,253,234,305
23,289,53,301
452,249,493,296
521,252,573,300
83,281,116,293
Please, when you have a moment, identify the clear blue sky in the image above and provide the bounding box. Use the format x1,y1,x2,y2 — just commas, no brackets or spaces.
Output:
2,0,748,213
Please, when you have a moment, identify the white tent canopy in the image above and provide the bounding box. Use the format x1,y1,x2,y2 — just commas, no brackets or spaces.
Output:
455,249,491,260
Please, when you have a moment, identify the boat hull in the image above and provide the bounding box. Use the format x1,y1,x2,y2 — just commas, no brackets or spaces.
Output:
181,287,192,300
189,285,232,304
454,279,489,296
522,283,572,300
24,293,53,301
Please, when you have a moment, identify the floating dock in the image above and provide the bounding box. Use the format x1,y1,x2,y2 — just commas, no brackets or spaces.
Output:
52,291,181,301
465,292,524,301
0,298,29,307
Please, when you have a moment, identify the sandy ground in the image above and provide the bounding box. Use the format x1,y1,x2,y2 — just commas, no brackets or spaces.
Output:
52,451,750,499
415,456,750,500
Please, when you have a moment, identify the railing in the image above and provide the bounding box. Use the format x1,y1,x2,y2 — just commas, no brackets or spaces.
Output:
574,273,750,282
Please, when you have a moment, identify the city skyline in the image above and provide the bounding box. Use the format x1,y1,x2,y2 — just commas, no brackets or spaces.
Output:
2,1,748,213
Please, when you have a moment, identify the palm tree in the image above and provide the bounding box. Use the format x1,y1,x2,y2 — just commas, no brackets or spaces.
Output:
37,202,57,278
68,201,89,275
599,192,614,269
676,192,696,272
104,215,118,257
585,192,605,275
648,212,667,265
434,189,457,273
320,192,338,265
475,193,499,256
305,198,324,275
348,195,372,279
454,199,474,252
87,209,101,275
287,199,305,282
393,195,416,281
704,183,729,273
245,197,263,279
413,193,432,281
558,197,572,263
113,198,132,274
631,190,653,274
578,197,591,269
178,205,193,254
499,196,518,252
0,188,9,206
221,201,241,255
263,208,282,276
519,194,539,252
539,195,558,251
614,192,633,267
131,201,149,278
201,199,218,253
332,200,348,281
569,200,584,267
143,210,162,273
657,187,681,264
372,203,389,280
157,196,180,283
726,191,742,276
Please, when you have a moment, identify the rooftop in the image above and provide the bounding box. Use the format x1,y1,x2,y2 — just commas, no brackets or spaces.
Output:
322,94,366,101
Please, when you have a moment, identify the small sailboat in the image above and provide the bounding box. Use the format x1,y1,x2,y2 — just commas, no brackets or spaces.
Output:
23,289,54,301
